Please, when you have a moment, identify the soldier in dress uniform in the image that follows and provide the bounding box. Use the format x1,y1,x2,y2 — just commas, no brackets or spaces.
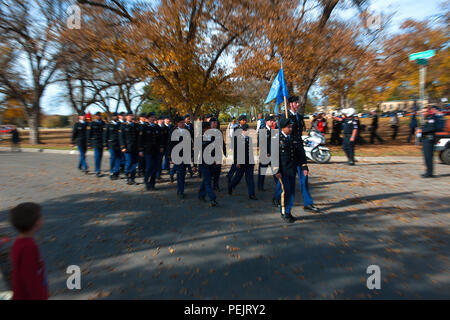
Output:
87,112,105,177
226,115,247,185
137,113,148,177
273,118,297,223
168,116,190,198
118,112,126,172
119,112,139,185
103,112,122,180
138,112,162,190
208,118,226,191
198,121,219,206
156,115,169,180
257,115,277,192
279,96,320,213
228,124,257,200
71,112,89,174
184,114,195,177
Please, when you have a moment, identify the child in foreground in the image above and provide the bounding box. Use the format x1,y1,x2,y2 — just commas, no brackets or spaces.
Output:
10,202,48,300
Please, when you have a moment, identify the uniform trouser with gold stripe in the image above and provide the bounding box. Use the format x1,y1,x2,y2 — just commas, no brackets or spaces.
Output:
275,175,296,215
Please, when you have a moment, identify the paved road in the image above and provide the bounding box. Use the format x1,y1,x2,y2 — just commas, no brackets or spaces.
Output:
0,151,449,299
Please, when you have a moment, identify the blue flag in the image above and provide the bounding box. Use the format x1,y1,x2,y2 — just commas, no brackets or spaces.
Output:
264,67,288,113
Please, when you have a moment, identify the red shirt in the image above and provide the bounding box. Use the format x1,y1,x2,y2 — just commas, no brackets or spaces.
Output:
11,237,48,300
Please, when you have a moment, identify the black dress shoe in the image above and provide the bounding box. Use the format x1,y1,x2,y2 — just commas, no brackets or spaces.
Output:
304,204,320,212
146,184,151,191
421,174,434,178
272,198,280,207
210,200,218,207
228,185,232,195
170,176,175,183
282,214,295,223
96,172,102,178
249,195,258,200
348,161,355,166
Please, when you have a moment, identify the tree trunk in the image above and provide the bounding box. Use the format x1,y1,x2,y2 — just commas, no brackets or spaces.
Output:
28,106,41,144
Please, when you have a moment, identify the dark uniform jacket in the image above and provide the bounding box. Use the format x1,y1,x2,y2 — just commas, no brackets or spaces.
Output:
71,121,88,147
119,122,139,153
87,120,105,148
343,116,359,135
203,128,226,162
167,127,189,162
158,124,170,152
280,111,308,166
233,134,252,166
422,114,438,137
103,121,121,150
274,132,296,177
138,123,161,155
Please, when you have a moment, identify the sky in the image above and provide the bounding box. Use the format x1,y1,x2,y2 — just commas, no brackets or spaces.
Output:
41,0,447,115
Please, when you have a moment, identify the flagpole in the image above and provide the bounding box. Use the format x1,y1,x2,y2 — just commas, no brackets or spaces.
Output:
280,57,288,118
284,96,288,118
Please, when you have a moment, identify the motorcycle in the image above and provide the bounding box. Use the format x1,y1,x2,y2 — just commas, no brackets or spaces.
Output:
302,130,331,163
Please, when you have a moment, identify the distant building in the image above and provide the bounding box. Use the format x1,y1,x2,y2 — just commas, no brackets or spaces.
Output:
379,100,428,112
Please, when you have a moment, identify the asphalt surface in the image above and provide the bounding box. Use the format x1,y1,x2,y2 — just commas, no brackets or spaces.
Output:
0,151,449,299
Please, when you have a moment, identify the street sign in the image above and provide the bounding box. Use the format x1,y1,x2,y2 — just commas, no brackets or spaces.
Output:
409,50,435,61
416,58,428,65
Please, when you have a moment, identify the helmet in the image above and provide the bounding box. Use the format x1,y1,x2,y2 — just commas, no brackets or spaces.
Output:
344,108,355,117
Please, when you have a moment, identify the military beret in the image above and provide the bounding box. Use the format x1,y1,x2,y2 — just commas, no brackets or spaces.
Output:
163,115,170,119
139,113,147,118
184,114,191,119
265,115,274,121
205,114,213,118
119,112,126,116
158,115,164,120
279,118,293,128
147,112,156,117
241,124,249,131
112,112,118,116
95,112,101,116
209,117,218,122
288,96,299,103
238,115,247,121
79,112,85,116
127,111,133,116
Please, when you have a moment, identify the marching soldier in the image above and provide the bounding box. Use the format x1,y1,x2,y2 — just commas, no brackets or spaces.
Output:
168,116,190,198
226,114,247,184
184,114,195,177
137,113,148,177
280,96,320,213
87,112,105,177
198,121,218,206
138,112,163,190
228,124,257,200
208,117,226,191
103,112,122,180
156,115,169,180
273,118,296,223
119,112,139,185
342,108,358,166
71,112,89,174
257,115,277,192
117,112,126,172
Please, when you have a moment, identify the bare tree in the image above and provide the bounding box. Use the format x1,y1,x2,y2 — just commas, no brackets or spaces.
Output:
0,0,66,144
